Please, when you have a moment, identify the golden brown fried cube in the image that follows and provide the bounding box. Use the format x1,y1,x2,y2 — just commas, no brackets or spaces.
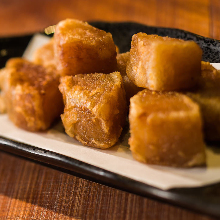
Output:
59,72,127,149
127,33,202,91
0,96,6,113
54,19,117,76
117,52,143,103
3,58,63,131
129,89,206,167
33,38,55,70
0,68,7,113
201,61,219,79
186,62,220,141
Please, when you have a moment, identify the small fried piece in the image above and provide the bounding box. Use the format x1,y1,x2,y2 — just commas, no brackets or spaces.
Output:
201,61,219,79
129,89,206,167
0,68,7,113
54,19,117,76
0,96,6,113
33,38,55,70
59,72,127,149
117,52,143,103
127,33,202,91
3,58,63,131
186,62,220,141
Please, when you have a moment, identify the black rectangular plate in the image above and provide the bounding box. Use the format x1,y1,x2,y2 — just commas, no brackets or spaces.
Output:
0,21,220,218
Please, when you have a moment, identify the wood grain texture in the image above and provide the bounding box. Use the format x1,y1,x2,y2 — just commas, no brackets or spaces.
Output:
0,0,219,219
210,0,220,39
0,0,219,40
0,152,215,220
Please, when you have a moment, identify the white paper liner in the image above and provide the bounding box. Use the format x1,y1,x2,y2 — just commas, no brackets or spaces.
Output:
1,34,220,190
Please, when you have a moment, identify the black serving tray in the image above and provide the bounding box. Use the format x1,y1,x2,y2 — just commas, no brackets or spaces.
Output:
0,22,220,219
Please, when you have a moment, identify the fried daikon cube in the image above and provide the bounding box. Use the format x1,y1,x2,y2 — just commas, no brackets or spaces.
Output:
127,33,202,91
129,89,206,167
59,72,127,149
117,52,143,104
201,61,219,80
0,96,6,113
54,19,117,76
186,62,220,141
0,68,7,113
33,38,55,70
3,58,63,131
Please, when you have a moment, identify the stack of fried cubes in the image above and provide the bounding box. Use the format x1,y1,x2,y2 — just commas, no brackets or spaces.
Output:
2,19,220,168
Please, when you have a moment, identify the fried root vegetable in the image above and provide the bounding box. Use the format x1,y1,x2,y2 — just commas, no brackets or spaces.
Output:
33,38,56,70
3,58,63,131
186,62,220,141
117,52,143,104
129,89,206,167
0,68,7,113
127,33,202,91
59,72,127,149
54,19,117,76
0,96,6,113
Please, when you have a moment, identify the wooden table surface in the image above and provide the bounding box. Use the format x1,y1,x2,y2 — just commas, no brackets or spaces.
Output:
0,0,219,219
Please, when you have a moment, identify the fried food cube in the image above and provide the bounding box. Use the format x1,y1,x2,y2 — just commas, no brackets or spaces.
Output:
116,45,120,54
59,72,127,149
0,68,7,113
0,96,6,113
129,89,206,167
54,19,117,76
2,58,63,131
201,61,219,79
117,52,143,103
33,38,55,70
186,62,220,141
127,33,202,91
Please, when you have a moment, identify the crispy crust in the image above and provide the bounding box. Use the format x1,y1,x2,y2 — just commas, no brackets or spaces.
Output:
117,52,143,104
127,33,202,91
129,89,206,167
59,72,127,149
54,19,117,76
3,58,63,131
